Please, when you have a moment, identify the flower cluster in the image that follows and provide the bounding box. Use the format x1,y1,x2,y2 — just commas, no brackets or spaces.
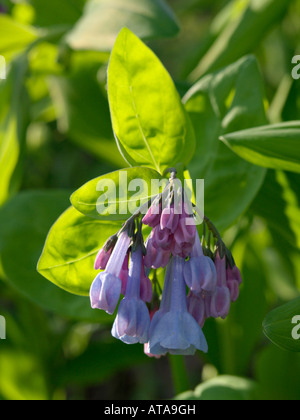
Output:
90,171,242,356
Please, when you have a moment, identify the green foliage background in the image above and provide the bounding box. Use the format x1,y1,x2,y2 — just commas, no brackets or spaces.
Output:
1,0,300,400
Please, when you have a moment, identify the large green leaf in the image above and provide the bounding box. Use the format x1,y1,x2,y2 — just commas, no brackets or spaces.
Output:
175,375,258,401
107,28,195,174
183,55,267,231
0,191,112,321
37,204,123,296
0,56,29,207
65,0,180,52
70,166,165,220
189,0,293,80
263,297,300,353
221,122,300,174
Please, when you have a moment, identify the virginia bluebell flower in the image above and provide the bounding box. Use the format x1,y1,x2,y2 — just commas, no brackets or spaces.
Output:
148,256,208,356
183,232,217,294
88,169,242,357
112,246,151,344
90,231,131,314
226,264,242,302
209,253,231,319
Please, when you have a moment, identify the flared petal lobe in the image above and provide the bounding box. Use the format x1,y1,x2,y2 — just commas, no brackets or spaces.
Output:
90,272,122,315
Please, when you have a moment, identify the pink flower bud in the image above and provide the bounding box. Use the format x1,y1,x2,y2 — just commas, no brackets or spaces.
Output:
142,202,161,228
160,206,180,233
94,247,112,270
210,286,231,319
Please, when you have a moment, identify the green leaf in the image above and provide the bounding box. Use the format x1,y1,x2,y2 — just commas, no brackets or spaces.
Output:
189,0,293,80
263,297,300,353
174,375,258,401
38,204,123,296
0,56,29,207
48,54,125,168
65,0,180,52
0,191,112,322
220,122,300,174
107,28,195,174
0,15,37,60
70,166,166,221
183,55,267,231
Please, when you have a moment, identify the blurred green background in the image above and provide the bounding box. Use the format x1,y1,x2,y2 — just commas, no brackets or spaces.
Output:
1,0,300,400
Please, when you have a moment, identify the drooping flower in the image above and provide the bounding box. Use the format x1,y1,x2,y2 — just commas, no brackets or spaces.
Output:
160,204,180,233
142,201,161,228
183,232,217,294
90,231,131,314
209,253,231,319
144,235,170,269
226,265,242,302
148,256,208,356
94,247,112,270
112,246,151,344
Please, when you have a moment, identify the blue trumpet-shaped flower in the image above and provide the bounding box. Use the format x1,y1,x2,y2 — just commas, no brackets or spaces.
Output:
148,256,208,356
112,246,151,344
90,231,131,315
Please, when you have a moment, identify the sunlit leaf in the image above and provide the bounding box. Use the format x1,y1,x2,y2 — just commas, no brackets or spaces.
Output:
108,28,195,174
221,122,300,173
37,204,123,296
70,166,165,221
